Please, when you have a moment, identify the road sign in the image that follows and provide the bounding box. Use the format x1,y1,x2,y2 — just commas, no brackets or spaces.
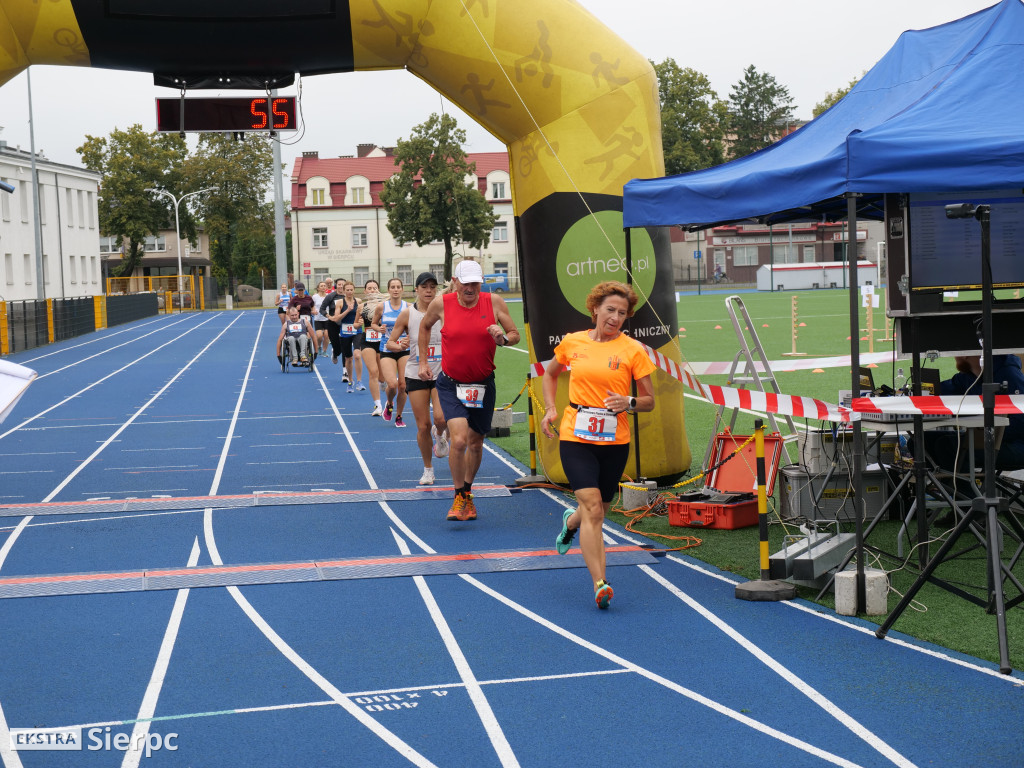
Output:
694,250,702,259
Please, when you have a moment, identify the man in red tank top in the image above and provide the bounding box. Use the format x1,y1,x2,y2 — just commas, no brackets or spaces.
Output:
418,260,520,522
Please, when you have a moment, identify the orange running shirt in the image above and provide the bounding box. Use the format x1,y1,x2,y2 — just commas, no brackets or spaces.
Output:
553,331,656,444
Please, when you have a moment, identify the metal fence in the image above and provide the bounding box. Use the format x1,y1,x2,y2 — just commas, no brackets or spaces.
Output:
4,300,49,354
1,293,158,355
106,293,159,327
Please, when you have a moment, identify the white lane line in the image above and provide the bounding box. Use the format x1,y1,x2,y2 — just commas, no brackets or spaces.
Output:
120,538,201,768
0,313,221,442
412,450,891,765
0,313,242,576
0,696,24,768
35,315,197,380
392,530,521,768
639,565,916,768
18,316,171,365
460,572,865,768
201,313,439,768
312,365,522,765
57,668,633,732
655,550,1024,686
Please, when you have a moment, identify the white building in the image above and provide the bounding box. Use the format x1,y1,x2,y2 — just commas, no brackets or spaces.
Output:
290,144,516,289
0,140,102,301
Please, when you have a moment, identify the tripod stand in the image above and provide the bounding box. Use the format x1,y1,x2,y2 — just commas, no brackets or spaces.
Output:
875,203,1020,674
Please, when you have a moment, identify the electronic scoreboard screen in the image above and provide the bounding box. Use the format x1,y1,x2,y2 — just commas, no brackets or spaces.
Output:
156,97,297,133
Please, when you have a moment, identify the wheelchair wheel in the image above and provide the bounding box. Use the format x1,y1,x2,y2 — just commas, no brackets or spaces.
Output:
280,345,290,373
309,348,316,373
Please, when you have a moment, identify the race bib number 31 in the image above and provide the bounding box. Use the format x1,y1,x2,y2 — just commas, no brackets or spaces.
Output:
573,406,616,442
456,382,485,409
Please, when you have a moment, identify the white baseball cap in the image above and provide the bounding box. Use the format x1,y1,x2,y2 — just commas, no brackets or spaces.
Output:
454,260,483,284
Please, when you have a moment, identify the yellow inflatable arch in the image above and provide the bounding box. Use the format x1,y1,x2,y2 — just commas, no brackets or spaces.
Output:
0,0,691,479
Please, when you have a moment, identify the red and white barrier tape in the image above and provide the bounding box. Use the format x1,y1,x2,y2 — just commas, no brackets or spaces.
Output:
531,344,1024,423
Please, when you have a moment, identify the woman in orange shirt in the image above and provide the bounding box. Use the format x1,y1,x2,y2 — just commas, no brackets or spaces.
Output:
540,281,655,609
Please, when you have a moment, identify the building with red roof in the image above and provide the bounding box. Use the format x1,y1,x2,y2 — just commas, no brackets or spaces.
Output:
289,144,515,290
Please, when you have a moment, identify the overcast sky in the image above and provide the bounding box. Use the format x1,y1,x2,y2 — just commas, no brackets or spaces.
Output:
0,0,1000,194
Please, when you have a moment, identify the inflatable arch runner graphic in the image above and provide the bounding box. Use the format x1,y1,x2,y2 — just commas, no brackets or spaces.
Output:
0,0,691,479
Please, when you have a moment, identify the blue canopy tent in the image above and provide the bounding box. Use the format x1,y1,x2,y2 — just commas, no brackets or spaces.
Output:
623,0,1024,230
622,0,1024,666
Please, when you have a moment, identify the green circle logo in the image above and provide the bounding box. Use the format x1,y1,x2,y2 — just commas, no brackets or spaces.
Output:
555,210,656,316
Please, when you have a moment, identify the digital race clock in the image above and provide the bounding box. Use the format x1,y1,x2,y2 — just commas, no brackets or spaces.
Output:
155,96,297,133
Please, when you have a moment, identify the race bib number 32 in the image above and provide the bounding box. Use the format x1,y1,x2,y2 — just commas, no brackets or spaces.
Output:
573,406,616,442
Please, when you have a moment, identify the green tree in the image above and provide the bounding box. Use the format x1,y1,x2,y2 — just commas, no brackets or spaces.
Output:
184,134,276,294
379,113,498,280
76,126,188,277
813,75,863,117
651,58,727,175
727,65,795,158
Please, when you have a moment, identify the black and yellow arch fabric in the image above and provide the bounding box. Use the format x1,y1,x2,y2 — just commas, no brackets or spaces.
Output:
0,0,691,479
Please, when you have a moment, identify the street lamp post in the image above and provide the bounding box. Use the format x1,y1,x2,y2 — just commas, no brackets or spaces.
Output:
144,186,218,311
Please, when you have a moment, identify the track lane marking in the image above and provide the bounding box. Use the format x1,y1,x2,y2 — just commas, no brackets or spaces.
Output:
201,312,440,768
0,313,221,443
120,537,201,768
312,362,522,766
640,565,917,768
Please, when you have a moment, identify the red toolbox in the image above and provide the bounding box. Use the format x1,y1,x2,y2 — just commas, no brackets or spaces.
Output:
668,430,784,530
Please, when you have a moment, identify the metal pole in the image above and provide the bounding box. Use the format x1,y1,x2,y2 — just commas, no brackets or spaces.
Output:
174,198,183,313
846,193,865,613
27,69,45,300
272,90,287,291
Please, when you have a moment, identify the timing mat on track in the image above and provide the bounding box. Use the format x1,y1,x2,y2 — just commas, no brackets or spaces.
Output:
0,484,515,517
0,546,662,599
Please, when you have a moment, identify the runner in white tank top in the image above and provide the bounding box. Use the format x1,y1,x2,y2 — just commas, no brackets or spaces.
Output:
387,272,449,484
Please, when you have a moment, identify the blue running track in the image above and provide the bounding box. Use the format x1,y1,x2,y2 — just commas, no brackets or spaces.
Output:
0,310,1022,768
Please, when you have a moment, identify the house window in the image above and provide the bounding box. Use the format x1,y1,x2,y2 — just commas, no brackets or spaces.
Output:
492,181,506,199
771,244,799,264
312,227,328,248
0,182,9,221
78,190,85,227
90,255,98,284
802,245,816,262
492,221,508,242
430,263,445,282
144,236,166,252
66,189,74,227
352,266,370,286
732,245,759,267
351,187,366,204
397,265,413,286
3,253,11,285
492,262,509,275
352,226,368,248
99,236,120,254
311,188,325,206
69,253,77,284
23,253,31,284
19,181,28,222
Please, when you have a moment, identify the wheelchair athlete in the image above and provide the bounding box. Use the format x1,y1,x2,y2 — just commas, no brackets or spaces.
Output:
276,305,315,366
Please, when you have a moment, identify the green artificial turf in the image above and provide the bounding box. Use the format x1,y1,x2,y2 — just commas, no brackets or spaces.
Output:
487,288,1024,670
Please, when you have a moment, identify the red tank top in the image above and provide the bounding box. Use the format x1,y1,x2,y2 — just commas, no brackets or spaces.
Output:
441,291,497,382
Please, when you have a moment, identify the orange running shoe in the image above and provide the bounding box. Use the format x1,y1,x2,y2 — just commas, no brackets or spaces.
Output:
594,580,613,609
446,493,466,521
461,493,476,521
